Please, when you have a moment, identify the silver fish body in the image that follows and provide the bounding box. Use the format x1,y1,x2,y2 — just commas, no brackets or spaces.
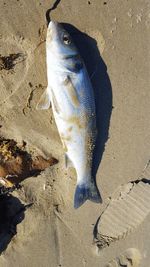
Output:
37,21,101,208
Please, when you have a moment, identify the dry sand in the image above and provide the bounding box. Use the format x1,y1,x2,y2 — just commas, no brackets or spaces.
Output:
0,0,150,266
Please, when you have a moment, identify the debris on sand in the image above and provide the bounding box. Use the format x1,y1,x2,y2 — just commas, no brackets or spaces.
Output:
0,138,58,187
0,53,26,72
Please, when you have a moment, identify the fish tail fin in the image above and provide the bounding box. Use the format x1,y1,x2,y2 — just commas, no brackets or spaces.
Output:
74,181,102,209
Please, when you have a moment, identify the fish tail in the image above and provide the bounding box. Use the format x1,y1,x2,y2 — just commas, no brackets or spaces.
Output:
74,181,102,209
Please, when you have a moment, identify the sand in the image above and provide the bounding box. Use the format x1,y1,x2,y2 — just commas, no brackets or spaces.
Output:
0,0,150,266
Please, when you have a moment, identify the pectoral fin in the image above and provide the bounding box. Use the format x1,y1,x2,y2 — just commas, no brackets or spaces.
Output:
51,89,61,114
36,87,51,110
63,76,80,107
65,153,73,169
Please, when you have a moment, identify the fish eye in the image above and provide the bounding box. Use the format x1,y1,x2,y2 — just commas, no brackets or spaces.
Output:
63,34,71,45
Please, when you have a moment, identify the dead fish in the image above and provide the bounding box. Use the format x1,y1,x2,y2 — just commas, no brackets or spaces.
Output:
37,21,102,208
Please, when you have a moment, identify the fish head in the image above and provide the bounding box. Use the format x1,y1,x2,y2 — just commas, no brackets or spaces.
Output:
46,21,83,72
47,21,78,56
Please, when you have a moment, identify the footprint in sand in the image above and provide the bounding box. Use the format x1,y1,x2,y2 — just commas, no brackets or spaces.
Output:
105,248,141,267
0,34,34,104
94,177,150,249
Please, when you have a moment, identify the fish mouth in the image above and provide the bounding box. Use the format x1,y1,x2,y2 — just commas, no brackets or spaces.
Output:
48,20,62,34
48,20,58,29
47,21,58,42
47,21,62,41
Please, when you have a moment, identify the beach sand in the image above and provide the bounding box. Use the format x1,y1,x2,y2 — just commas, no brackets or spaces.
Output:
0,0,150,266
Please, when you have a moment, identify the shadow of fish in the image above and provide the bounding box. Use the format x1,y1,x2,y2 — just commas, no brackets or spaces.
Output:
37,21,102,209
